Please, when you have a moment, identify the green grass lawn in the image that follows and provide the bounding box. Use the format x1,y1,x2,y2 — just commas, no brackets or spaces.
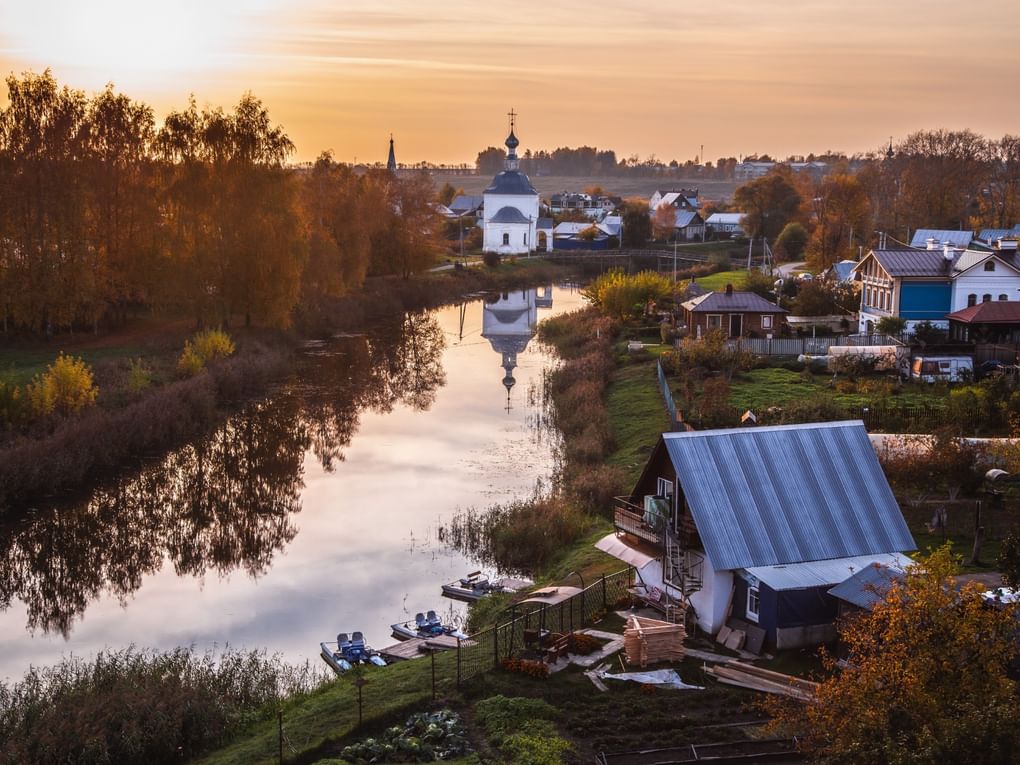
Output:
692,270,749,292
0,344,149,386
728,367,948,412
606,359,669,486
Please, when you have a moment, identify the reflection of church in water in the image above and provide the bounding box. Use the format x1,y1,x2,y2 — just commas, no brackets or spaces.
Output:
481,286,554,411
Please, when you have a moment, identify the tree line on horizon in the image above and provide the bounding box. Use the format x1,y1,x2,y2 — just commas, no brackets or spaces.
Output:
0,71,441,336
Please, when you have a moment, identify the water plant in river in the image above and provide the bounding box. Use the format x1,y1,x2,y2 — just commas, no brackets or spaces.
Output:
440,495,595,575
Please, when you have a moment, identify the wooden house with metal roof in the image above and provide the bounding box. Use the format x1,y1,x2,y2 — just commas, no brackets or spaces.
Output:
596,421,916,649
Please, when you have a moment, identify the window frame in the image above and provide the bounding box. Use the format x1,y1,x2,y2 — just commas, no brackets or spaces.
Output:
706,314,723,330
746,585,760,623
761,315,773,329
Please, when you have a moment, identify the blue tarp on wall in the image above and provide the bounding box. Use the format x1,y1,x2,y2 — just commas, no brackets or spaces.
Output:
900,281,951,321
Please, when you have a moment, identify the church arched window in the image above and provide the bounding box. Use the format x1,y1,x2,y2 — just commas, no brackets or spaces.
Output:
502,233,509,246
524,233,528,246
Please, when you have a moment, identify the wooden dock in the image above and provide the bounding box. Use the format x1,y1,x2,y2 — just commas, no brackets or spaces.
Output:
378,634,477,662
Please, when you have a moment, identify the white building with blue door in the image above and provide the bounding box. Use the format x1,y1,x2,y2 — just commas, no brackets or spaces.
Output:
854,240,1020,332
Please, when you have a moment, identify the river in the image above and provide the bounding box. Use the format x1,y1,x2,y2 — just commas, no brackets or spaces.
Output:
0,285,583,684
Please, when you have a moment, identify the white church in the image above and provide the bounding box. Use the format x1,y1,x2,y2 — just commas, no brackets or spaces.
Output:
482,113,550,255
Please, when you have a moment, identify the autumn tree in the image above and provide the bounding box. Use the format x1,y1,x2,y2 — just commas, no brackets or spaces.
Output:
618,198,652,247
652,204,677,241
773,221,808,261
732,169,803,242
894,128,988,230
436,182,459,207
805,173,871,272
368,170,441,279
768,546,1020,765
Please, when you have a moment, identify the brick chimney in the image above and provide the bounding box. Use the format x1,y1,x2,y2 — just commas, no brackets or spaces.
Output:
725,283,734,296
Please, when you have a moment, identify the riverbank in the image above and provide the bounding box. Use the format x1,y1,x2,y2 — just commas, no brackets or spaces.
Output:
0,259,579,512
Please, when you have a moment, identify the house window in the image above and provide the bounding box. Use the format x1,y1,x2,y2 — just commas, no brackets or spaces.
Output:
1000,294,1009,301
983,294,992,303
762,315,773,329
967,294,977,307
746,585,760,623
706,314,722,330
656,477,674,501
502,233,509,246
985,261,996,272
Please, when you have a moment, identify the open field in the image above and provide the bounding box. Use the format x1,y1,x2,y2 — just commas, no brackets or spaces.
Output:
429,173,740,202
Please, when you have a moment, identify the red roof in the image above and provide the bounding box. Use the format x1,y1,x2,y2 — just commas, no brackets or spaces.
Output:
946,301,1020,324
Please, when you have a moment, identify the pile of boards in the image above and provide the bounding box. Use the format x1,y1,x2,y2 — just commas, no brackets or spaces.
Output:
623,614,686,667
705,662,818,702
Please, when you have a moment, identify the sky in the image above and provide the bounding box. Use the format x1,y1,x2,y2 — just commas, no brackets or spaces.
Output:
1,0,1018,165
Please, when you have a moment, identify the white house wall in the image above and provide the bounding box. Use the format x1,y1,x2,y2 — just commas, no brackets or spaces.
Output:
661,554,733,635
952,268,1020,311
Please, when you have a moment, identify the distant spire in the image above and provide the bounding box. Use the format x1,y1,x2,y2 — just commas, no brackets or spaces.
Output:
885,136,894,161
387,134,396,172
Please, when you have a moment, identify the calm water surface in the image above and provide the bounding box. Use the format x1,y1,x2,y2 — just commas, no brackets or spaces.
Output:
0,285,582,683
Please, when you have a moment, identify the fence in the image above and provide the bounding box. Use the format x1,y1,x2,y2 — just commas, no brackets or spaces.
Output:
724,333,904,357
455,567,633,685
656,359,679,429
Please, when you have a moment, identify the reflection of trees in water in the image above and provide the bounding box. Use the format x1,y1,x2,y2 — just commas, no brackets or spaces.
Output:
0,310,448,636
305,311,446,470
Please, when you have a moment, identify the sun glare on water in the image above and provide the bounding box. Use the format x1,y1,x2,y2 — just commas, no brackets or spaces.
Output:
0,0,273,91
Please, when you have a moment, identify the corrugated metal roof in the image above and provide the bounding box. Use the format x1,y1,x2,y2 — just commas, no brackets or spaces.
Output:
872,249,956,277
749,552,912,592
682,291,786,313
706,213,744,225
663,421,916,571
449,194,484,213
909,229,973,248
536,217,554,230
490,206,530,224
978,228,1020,243
827,560,909,608
673,210,702,228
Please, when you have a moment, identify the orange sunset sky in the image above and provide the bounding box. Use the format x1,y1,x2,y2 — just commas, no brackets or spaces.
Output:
1,0,1018,165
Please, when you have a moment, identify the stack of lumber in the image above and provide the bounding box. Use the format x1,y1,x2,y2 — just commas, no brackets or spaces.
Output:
704,661,818,702
623,614,686,667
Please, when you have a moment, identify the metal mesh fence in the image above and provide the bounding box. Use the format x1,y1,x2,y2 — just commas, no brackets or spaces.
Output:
455,567,632,684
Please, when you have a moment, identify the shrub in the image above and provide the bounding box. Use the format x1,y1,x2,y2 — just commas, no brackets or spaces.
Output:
875,315,907,335
582,269,673,320
127,358,154,393
707,251,731,269
441,495,594,574
25,353,99,418
178,329,236,377
0,377,28,429
0,646,327,765
482,251,501,268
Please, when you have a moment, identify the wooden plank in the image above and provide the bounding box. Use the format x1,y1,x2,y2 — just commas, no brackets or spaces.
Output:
716,625,732,645
723,629,745,651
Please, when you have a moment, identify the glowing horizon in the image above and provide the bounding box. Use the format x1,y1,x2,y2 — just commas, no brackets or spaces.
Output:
1,0,1018,165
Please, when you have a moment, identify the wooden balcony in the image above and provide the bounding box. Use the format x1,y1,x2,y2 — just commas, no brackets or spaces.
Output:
613,497,664,546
